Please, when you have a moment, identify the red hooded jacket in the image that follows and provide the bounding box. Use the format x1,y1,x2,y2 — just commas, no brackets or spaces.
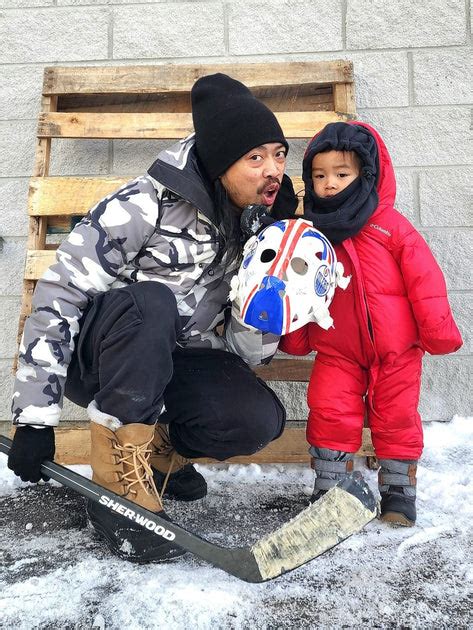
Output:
279,122,462,458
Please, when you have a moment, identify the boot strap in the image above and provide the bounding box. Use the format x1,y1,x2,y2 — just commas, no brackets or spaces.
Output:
311,457,354,474
378,460,417,487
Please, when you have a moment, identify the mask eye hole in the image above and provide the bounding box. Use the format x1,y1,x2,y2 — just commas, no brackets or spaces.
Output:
315,251,323,260
290,257,308,275
260,249,276,263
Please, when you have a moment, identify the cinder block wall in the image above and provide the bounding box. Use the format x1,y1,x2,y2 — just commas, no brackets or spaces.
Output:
0,0,471,425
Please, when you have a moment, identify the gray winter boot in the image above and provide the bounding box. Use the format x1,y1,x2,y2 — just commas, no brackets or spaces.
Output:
309,447,356,502
379,459,417,527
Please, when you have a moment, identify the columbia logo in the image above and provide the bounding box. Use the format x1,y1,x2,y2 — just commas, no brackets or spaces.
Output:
369,223,391,237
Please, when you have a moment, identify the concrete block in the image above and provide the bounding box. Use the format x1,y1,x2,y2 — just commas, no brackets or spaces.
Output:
0,121,36,177
0,1,52,6
413,49,473,106
0,65,44,120
229,0,342,54
419,169,472,227
419,356,472,421
351,52,409,108
113,3,225,59
269,380,308,422
422,230,472,292
0,358,15,422
285,139,309,176
61,397,88,423
0,179,29,237
112,139,169,175
58,0,142,4
0,8,109,63
448,292,472,356
347,0,466,49
49,139,110,176
394,170,417,225
359,108,472,167
0,297,21,359
0,238,26,296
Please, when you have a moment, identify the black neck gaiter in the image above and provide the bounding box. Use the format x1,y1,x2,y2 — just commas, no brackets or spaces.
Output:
304,171,378,244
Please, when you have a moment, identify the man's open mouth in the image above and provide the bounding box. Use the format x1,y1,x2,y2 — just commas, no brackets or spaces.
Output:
261,182,280,206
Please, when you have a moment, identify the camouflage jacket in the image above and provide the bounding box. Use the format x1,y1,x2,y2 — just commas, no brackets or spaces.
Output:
12,135,279,427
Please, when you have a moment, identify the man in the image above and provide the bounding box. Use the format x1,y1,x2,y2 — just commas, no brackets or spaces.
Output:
7,73,297,561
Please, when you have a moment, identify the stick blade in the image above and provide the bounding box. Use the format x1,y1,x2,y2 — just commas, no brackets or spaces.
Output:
250,472,377,581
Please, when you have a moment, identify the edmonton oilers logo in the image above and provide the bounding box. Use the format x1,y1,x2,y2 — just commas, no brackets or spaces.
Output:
315,265,330,296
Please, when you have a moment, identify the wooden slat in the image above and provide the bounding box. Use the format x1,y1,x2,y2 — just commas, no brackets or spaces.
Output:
57,89,335,115
255,359,312,382
44,61,353,95
333,83,356,114
29,176,304,217
43,425,374,465
25,250,56,279
38,111,353,140
29,176,128,216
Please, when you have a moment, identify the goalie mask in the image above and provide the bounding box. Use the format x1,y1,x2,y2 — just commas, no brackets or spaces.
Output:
230,218,350,335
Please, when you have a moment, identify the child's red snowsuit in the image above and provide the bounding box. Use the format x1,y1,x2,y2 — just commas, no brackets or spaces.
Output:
279,122,462,459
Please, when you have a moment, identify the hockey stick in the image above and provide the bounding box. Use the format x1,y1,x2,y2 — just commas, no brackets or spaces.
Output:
0,435,376,583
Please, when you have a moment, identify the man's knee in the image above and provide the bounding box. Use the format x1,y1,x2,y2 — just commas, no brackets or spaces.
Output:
123,281,177,315
230,386,286,455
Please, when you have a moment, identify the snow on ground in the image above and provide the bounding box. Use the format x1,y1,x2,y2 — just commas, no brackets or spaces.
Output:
0,416,472,629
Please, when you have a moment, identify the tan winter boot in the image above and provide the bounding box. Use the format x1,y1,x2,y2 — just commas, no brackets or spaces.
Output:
90,421,163,512
150,423,207,501
86,404,185,562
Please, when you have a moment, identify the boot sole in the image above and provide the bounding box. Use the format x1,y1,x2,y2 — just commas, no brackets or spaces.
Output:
380,511,415,527
89,516,187,563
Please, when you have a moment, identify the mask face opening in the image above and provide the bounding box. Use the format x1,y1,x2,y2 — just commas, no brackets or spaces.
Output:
260,249,276,263
290,257,308,275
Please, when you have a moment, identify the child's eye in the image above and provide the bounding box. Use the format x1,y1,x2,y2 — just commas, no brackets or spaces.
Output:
312,174,324,179
338,172,349,178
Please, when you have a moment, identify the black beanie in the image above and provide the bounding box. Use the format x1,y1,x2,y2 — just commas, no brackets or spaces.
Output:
191,73,288,181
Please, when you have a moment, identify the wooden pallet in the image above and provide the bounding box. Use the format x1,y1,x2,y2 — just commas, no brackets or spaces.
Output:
16,60,374,465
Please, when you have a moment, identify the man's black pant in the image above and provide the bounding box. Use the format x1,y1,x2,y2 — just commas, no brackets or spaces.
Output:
65,282,286,461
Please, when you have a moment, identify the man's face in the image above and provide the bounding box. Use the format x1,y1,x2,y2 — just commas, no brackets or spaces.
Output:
220,143,287,211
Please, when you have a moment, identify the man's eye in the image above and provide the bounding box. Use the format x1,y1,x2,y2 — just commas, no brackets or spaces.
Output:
249,154,263,162
275,151,287,160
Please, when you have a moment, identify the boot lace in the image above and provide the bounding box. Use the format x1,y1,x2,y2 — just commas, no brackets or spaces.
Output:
116,438,161,504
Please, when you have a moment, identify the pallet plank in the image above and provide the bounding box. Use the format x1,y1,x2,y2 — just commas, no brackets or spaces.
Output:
38,111,353,140
44,61,353,95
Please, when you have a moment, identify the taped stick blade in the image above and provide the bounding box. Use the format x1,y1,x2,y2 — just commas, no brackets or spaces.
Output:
251,472,377,581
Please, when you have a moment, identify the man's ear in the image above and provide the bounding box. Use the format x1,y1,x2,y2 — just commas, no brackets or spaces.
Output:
270,174,298,219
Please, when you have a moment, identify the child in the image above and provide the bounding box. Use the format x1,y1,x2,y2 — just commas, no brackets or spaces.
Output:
279,121,462,526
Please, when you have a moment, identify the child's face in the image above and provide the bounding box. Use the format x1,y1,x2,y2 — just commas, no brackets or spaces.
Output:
311,150,360,198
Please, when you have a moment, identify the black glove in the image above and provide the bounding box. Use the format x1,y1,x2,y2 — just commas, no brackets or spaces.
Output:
8,425,55,483
270,173,299,219
240,204,272,240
